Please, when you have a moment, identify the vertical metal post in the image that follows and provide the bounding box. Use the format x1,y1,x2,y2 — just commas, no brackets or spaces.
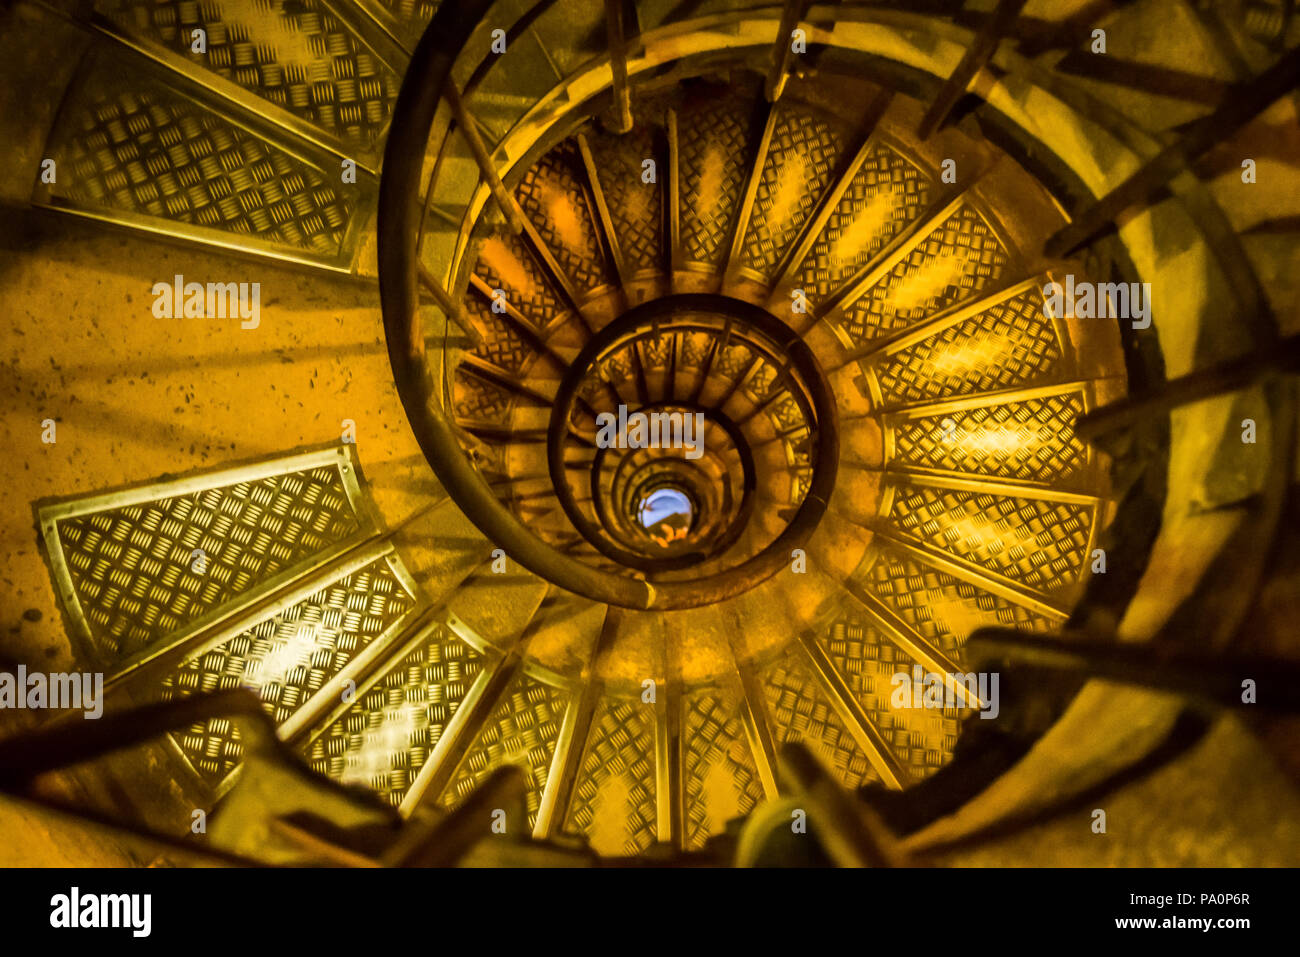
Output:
917,0,1029,140
765,0,807,103
445,81,526,233
604,0,634,133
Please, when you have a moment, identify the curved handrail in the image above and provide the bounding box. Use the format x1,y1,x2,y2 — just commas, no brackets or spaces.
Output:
547,294,836,582
379,2,838,610
583,399,758,571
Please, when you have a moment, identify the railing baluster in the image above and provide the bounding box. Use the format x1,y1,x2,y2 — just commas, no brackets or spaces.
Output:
603,0,634,134
917,0,1029,140
1045,46,1300,257
1074,333,1300,441
418,264,485,347
444,81,526,234
968,628,1300,712
765,0,808,103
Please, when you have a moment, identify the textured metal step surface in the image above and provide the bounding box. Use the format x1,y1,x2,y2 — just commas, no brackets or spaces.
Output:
38,446,376,667
95,0,404,157
21,0,1286,863
34,47,372,270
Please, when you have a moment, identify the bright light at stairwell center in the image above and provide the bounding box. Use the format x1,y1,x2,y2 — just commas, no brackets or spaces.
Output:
638,487,694,546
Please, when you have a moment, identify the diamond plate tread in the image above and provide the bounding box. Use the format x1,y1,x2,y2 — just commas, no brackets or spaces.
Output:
575,378,603,410
473,230,565,330
740,105,847,279
48,62,356,255
683,689,764,849
52,464,362,662
839,204,1009,347
713,341,757,387
750,386,810,452
875,288,1063,405
514,142,611,294
772,394,804,433
578,349,633,407
97,0,400,153
796,142,932,308
453,370,514,424
465,295,537,377
885,484,1095,593
760,651,881,790
892,391,1090,483
162,555,415,785
304,621,484,807
863,544,1057,661
639,332,670,371
678,331,709,372
586,124,664,275
678,93,753,267
741,359,777,404
564,695,657,857
438,671,568,830
374,0,440,44
818,615,961,781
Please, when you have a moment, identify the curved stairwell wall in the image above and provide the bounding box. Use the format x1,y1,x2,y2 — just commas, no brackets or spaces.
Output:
0,0,1297,866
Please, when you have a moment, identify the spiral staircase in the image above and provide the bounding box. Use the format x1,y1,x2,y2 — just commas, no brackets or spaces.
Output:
1,0,1299,867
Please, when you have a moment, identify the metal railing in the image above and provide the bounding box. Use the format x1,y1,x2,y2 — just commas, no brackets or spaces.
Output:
378,0,847,609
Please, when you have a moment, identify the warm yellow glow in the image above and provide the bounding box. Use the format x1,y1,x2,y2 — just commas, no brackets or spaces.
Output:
695,149,728,207
246,623,322,687
339,704,424,786
479,236,535,296
943,511,1038,558
649,523,689,547
588,770,633,855
766,154,808,232
495,732,534,767
829,188,900,267
925,591,994,644
238,5,320,73
935,423,1035,456
884,252,970,313
537,179,587,253
700,757,743,838
921,333,1009,380
622,184,652,227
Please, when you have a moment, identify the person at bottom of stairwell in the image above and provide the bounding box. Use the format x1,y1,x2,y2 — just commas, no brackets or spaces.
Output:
648,512,690,548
